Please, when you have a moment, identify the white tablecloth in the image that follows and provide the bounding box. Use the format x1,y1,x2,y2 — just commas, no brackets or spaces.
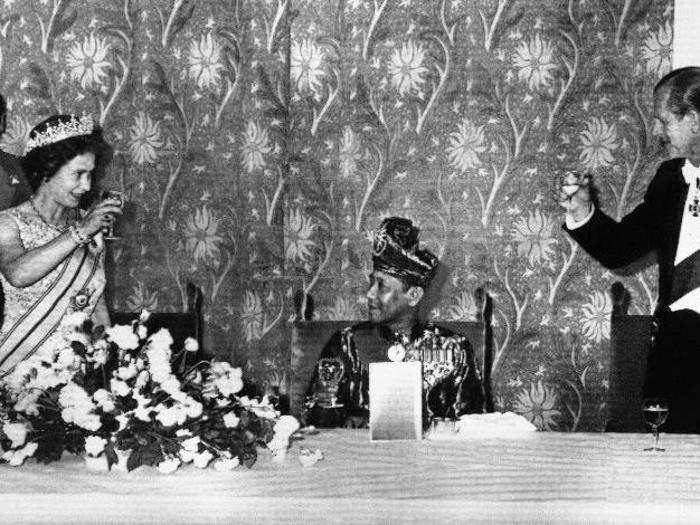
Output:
2,430,700,523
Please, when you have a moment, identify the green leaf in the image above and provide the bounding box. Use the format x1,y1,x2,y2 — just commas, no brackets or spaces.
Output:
126,447,144,471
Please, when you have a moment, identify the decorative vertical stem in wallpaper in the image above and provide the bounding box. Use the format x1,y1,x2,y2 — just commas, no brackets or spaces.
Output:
545,0,582,133
37,0,76,54
96,1,136,127
478,0,512,52
0,0,673,431
478,88,529,227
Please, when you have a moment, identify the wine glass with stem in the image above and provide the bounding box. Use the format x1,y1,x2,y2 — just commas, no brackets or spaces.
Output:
99,189,124,241
642,397,669,452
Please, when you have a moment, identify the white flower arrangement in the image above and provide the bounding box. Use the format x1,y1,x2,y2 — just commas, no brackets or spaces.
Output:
0,313,298,473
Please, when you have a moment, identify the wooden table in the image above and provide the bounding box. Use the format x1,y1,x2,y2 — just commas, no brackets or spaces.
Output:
1,430,700,523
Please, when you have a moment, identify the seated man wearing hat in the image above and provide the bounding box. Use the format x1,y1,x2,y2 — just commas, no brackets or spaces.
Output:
305,216,486,428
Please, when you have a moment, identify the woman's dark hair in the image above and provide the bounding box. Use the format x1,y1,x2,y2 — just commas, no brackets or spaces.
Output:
655,67,700,117
22,114,107,193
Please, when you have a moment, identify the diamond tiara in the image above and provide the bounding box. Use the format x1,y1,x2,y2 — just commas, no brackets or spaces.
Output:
24,114,95,155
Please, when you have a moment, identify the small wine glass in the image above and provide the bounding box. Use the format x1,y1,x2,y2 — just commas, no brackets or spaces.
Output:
642,398,669,452
99,190,124,241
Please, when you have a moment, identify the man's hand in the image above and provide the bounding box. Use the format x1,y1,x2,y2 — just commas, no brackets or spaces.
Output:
558,170,594,223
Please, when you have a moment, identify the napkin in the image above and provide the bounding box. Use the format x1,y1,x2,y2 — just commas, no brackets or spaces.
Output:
425,412,536,440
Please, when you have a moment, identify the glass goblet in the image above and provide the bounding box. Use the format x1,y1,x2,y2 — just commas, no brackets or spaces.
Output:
642,398,669,452
99,190,124,241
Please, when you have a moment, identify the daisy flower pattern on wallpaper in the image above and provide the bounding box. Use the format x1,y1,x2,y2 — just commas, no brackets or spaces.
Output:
446,117,487,173
125,282,160,313
66,33,112,90
129,112,163,165
326,296,358,321
579,117,619,171
511,209,557,266
641,20,672,77
291,38,327,96
241,121,272,173
514,380,561,430
512,34,557,92
284,208,318,266
580,291,612,344
241,290,264,342
188,33,224,91
445,291,478,321
183,206,224,265
388,40,428,97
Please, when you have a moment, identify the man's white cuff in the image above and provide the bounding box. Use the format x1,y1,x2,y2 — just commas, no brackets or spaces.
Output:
565,205,595,230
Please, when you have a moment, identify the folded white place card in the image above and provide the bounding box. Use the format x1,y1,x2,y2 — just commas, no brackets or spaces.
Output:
369,361,423,441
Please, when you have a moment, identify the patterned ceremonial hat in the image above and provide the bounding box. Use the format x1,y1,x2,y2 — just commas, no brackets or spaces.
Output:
24,114,95,155
372,217,438,288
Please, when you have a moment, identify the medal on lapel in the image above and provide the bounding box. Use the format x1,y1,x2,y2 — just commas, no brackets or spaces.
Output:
690,178,700,217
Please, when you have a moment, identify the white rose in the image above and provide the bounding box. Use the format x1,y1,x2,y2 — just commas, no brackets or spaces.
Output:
149,362,171,384
213,457,239,472
222,412,240,428
137,325,148,340
106,325,140,350
216,376,244,397
185,401,203,419
160,377,181,396
110,378,131,397
148,329,174,351
2,450,19,466
157,457,181,474
77,414,102,432
179,449,195,463
134,405,152,422
3,422,28,448
57,347,78,368
181,436,201,452
92,348,108,367
139,309,151,323
268,416,300,451
84,435,107,457
184,337,199,352
156,407,179,427
3,441,36,467
21,442,38,458
93,389,116,412
135,370,150,389
117,363,138,381
193,450,214,469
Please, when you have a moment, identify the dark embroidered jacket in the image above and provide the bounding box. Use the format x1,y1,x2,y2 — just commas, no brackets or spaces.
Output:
305,321,486,428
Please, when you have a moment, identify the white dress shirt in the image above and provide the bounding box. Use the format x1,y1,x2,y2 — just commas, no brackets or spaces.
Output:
669,160,700,313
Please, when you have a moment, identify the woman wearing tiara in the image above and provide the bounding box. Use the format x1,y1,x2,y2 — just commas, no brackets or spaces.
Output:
0,114,121,375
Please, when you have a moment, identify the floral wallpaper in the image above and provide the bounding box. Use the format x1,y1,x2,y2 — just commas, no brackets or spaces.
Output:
0,0,672,431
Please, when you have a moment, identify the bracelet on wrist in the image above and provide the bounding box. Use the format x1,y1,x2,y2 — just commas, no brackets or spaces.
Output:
68,225,90,246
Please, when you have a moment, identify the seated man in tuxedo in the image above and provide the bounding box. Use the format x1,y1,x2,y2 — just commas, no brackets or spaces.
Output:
305,216,486,428
560,67,700,432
